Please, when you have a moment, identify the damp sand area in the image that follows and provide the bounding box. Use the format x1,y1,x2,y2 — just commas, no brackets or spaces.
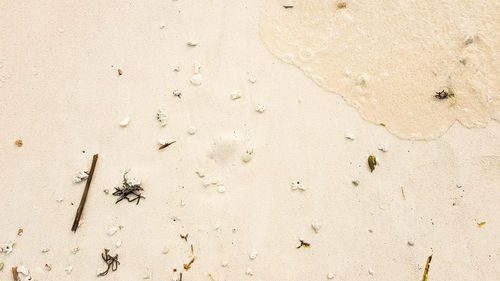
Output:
260,0,500,140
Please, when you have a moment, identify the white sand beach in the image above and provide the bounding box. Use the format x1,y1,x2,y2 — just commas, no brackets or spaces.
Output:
1,1,499,280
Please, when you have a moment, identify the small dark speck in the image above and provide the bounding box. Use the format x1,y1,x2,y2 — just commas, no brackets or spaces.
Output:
82,150,86,153
283,5,294,9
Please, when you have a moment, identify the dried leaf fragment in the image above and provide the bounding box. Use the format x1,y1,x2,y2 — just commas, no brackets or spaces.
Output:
15,139,23,147
477,221,486,227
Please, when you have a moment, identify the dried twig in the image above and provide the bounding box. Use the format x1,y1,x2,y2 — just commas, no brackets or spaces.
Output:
180,233,189,241
183,257,196,270
12,266,18,281
297,239,311,249
159,141,176,150
401,186,406,200
422,255,432,281
72,154,98,232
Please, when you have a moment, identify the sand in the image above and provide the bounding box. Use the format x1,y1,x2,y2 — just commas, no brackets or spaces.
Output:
260,0,500,140
0,1,499,281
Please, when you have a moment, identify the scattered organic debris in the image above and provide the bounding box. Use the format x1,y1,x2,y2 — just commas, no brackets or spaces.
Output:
434,89,454,100
159,141,176,150
180,233,189,241
112,171,145,205
368,155,377,172
72,154,98,232
297,239,311,249
98,249,120,276
73,170,89,183
477,221,486,227
422,255,432,281
14,139,23,147
283,5,294,9
183,257,196,271
117,69,123,76
379,123,386,127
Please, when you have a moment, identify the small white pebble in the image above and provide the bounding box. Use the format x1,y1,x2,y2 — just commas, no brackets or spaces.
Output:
115,241,122,248
368,268,374,275
56,198,63,203
107,227,118,236
65,265,73,274
190,74,202,86
187,40,198,47
71,246,80,254
143,268,152,279
17,265,29,275
327,272,335,279
249,250,258,260
291,180,306,191
311,222,321,233
187,126,197,135
217,185,226,193
248,75,257,83
157,109,168,127
221,260,229,267
162,247,170,254
230,89,242,100
407,240,415,246
255,104,265,113
241,149,254,163
378,144,388,152
120,117,130,127
173,65,181,72
214,223,220,230
193,61,201,74
41,248,50,253
245,267,254,276
345,134,356,140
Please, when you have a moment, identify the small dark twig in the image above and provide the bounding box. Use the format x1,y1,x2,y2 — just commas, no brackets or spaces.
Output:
180,233,189,241
422,254,432,281
72,154,98,232
297,239,311,249
183,257,196,271
283,5,294,9
159,141,176,150
98,249,120,276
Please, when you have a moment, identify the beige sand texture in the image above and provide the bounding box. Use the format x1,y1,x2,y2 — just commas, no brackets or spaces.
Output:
0,1,499,281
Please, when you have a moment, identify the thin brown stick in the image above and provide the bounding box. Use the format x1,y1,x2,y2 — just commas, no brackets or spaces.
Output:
72,154,98,232
12,266,18,281
159,141,176,150
401,186,406,200
422,255,432,281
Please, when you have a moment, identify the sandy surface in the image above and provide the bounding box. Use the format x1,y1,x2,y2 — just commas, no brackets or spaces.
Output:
1,1,499,281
